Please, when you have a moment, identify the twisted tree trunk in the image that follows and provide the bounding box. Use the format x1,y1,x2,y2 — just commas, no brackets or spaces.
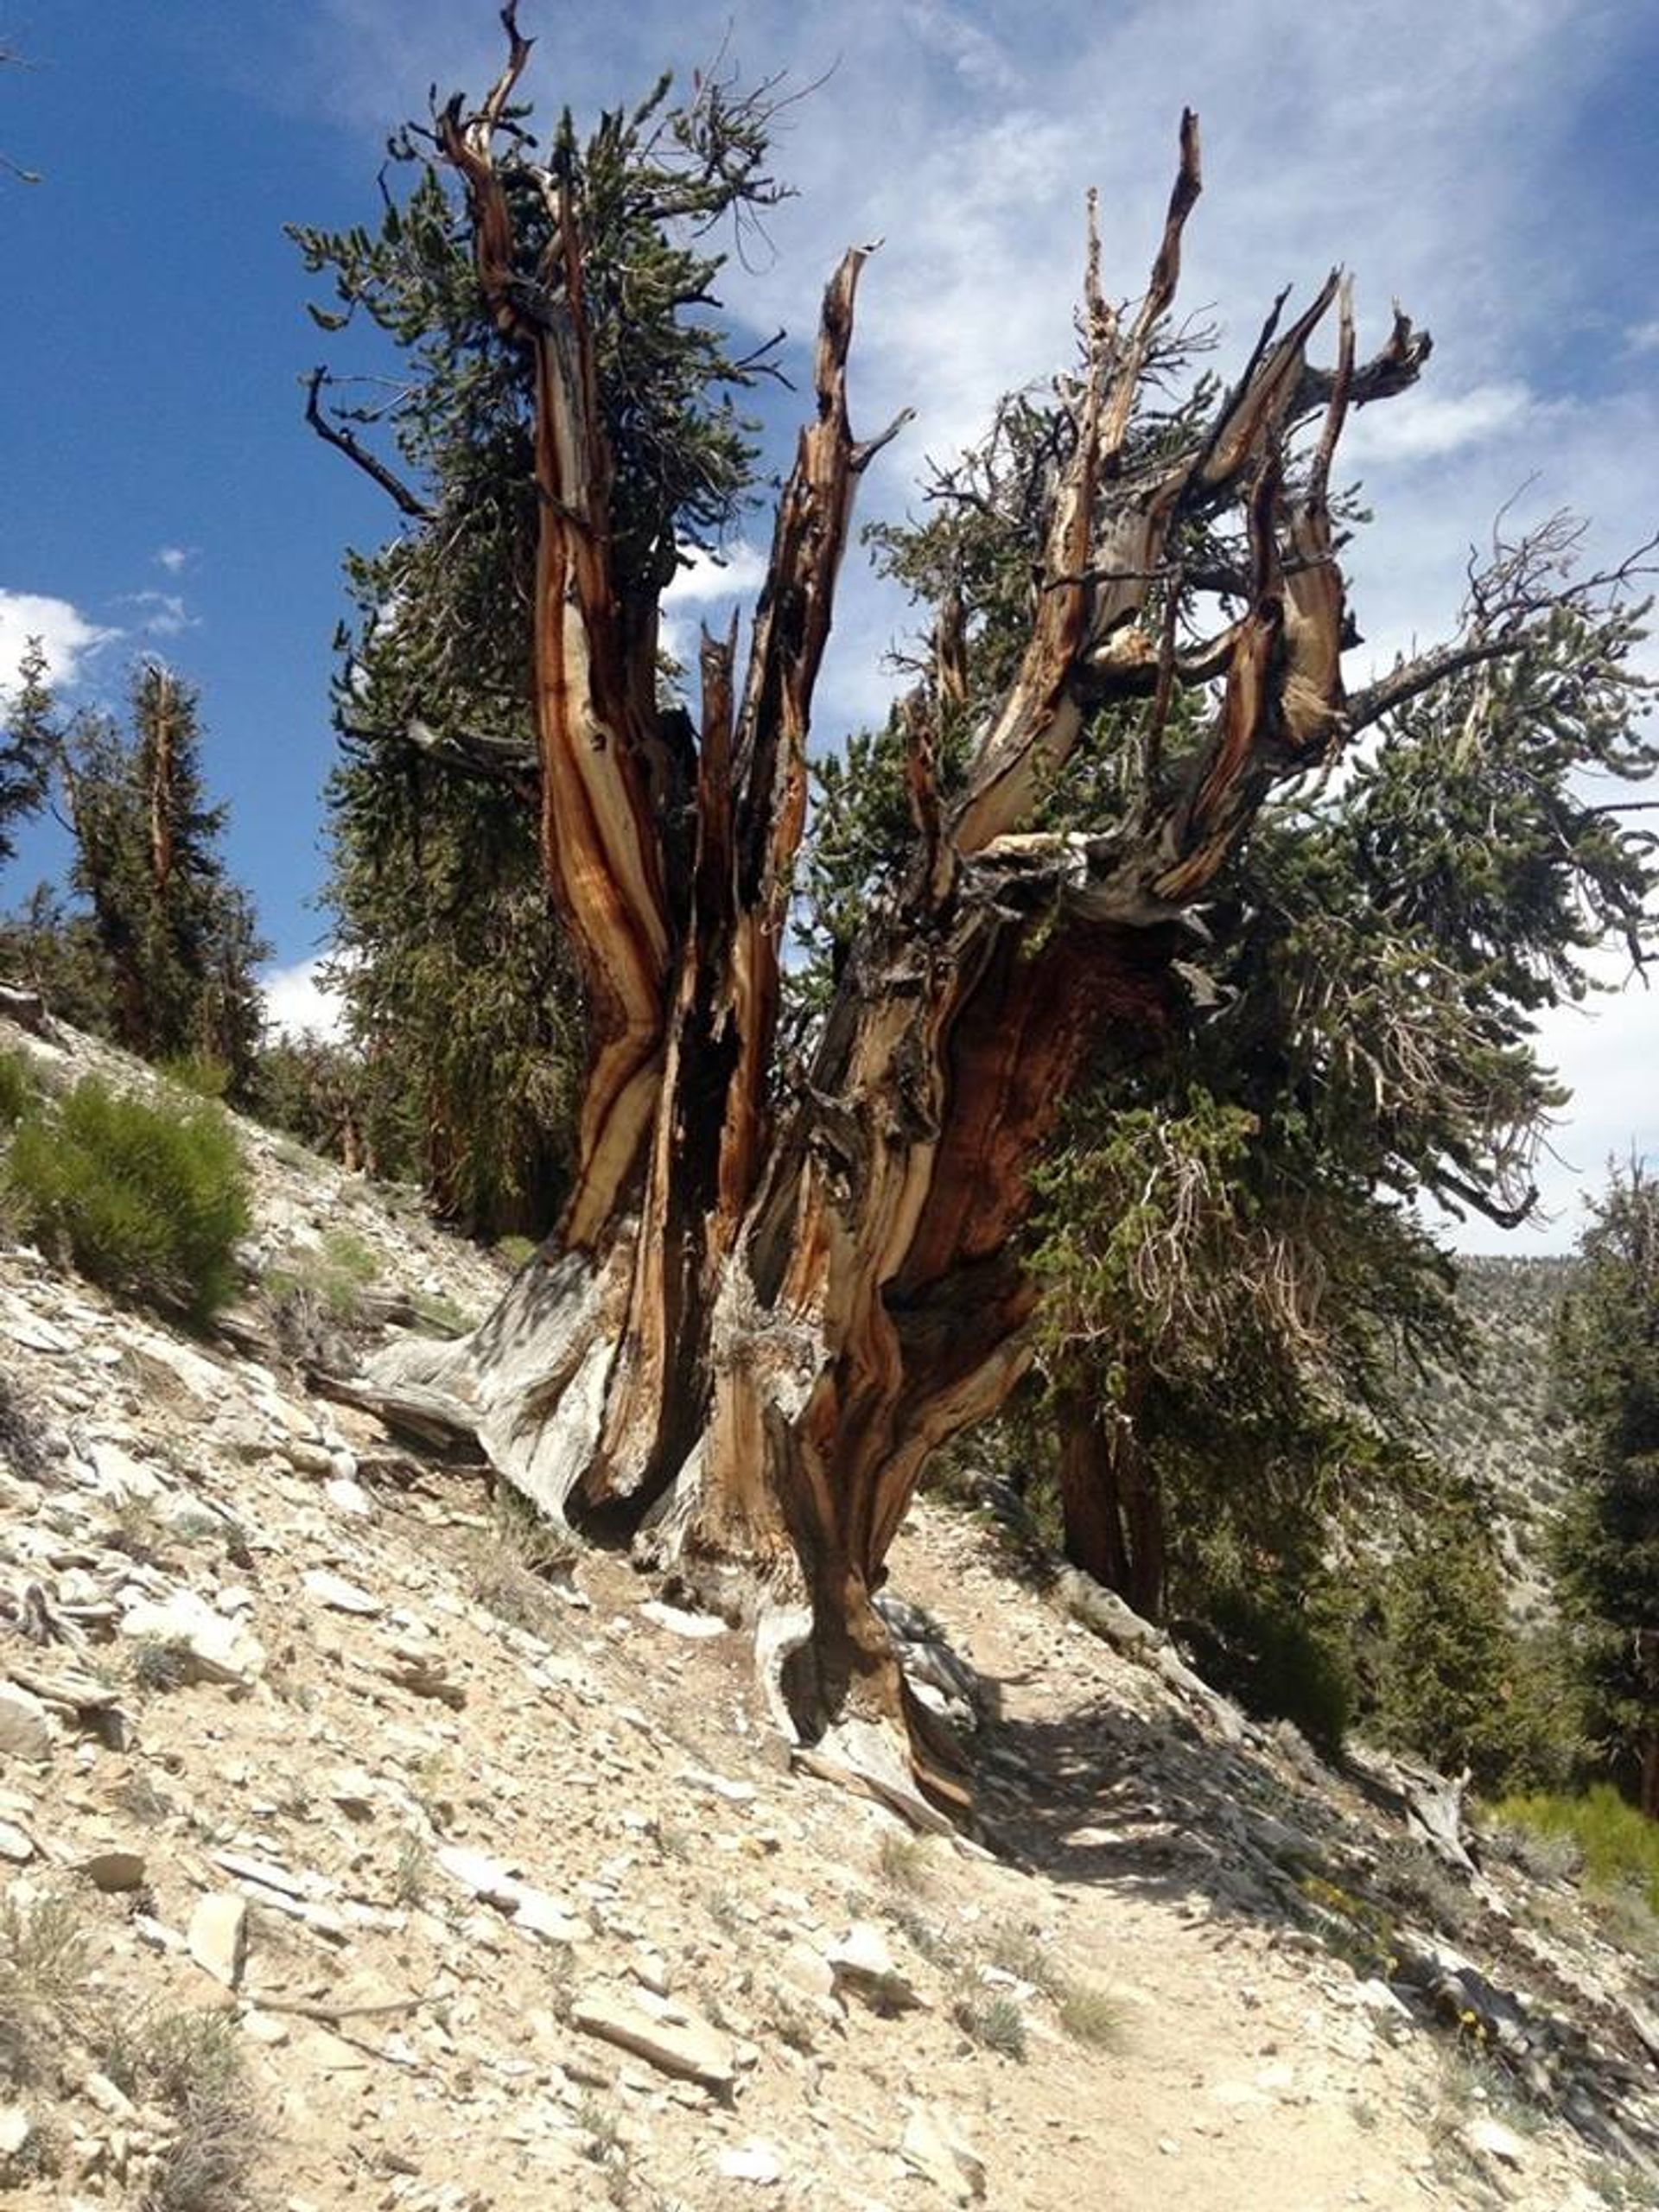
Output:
365,22,1436,1814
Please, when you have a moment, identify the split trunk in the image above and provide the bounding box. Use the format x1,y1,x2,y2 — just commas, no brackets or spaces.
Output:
368,52,1429,1811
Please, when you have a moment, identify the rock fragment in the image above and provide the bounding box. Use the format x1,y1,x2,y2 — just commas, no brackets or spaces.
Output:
188,1892,249,1988
302,1567,384,1617
570,1991,736,2093
719,2138,784,2184
82,1848,146,1892
827,1922,925,2012
0,1684,52,1764
900,2106,986,2204
120,1592,265,1687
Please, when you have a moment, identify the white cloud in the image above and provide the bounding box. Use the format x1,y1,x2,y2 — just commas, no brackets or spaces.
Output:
154,545,193,575
663,541,770,608
1626,319,1659,354
1341,381,1536,467
0,589,119,699
661,541,772,695
262,957,347,1044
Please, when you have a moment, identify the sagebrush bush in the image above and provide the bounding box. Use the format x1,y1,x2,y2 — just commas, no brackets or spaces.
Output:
0,1891,89,2088
0,1048,38,1128
103,2005,260,2212
6,1075,250,1321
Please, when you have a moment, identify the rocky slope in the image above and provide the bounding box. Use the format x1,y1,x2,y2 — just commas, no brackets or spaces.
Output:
0,1012,1656,2212
1408,1255,1580,1614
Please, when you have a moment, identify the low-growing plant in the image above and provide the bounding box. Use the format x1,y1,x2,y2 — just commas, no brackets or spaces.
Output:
5,1076,249,1322
161,1052,233,1102
321,1226,379,1289
951,1978,1027,2060
1480,1816,1584,1886
468,1541,564,1639
1297,1873,1397,1980
1056,1977,1125,2049
1588,2156,1659,2209
763,1984,820,2054
0,1890,90,2086
575,2091,633,2206
130,1637,197,1694
411,1288,470,1337
883,1899,954,1967
103,2006,259,2212
492,1484,580,1578
1592,1881,1659,1962
877,1829,931,1893
648,1816,690,1863
983,1920,1062,1993
1493,1784,1659,1912
0,1369,51,1480
392,1830,430,1908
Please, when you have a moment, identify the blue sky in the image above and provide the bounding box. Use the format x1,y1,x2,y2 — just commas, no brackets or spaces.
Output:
2,0,1656,1249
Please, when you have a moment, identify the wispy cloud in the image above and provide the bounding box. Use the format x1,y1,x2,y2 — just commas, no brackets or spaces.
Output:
119,588,200,640
154,544,194,575
1342,381,1538,467
0,588,119,699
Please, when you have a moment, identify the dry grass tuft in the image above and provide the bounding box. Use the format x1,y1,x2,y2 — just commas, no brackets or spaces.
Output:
0,1891,90,2087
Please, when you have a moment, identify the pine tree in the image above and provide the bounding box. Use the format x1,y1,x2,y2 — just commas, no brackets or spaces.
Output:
1554,1166,1659,1814
0,639,56,869
324,755,581,1232
60,662,268,1097
288,61,776,1233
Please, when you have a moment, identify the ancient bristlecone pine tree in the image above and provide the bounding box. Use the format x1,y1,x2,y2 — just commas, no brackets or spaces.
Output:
365,19,1458,1811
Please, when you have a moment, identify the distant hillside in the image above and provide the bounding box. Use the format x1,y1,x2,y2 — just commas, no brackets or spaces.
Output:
1411,1254,1580,1611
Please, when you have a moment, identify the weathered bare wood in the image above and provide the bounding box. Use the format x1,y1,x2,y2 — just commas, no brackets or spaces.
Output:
303,369,433,521
0,983,49,1034
439,36,673,1252
308,1369,483,1458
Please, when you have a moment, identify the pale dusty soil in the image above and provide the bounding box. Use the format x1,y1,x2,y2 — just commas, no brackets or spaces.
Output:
0,1015,1652,2212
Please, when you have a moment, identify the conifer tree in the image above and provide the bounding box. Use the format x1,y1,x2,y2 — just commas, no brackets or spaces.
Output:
0,639,56,869
1555,1166,1659,1815
60,663,268,1096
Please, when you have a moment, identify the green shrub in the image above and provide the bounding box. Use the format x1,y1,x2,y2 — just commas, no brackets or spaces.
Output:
6,1076,250,1322
1367,1484,1568,1792
161,1052,233,1101
1492,1784,1659,1912
1184,1586,1356,1757
0,1048,37,1128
